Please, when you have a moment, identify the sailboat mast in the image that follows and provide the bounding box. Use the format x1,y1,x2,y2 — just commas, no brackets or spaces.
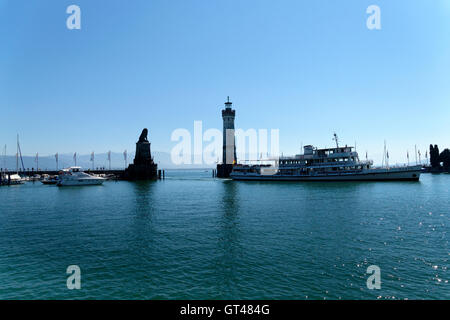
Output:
16,135,19,174
3,145,6,171
415,145,418,165
16,134,25,172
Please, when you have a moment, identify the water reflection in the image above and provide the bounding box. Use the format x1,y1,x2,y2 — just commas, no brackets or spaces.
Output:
129,181,157,253
131,180,156,218
214,179,243,297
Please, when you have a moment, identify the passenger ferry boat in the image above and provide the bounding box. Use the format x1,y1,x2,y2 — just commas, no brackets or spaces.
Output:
230,135,422,182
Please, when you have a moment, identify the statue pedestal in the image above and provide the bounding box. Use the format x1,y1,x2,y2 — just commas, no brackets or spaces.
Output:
216,163,233,178
124,139,157,180
134,141,152,165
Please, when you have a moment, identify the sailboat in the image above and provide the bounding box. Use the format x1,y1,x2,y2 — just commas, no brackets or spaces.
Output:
9,135,25,185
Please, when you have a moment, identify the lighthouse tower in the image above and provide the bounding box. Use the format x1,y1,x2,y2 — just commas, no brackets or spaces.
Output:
222,96,236,165
216,96,236,178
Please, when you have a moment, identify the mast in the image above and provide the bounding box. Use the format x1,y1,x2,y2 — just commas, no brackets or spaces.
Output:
3,145,6,171
17,135,25,172
16,152,18,173
386,149,390,168
415,145,418,165
333,133,339,149
91,152,95,170
16,135,19,173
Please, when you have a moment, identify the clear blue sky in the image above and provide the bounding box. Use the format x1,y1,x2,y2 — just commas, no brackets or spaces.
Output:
1,0,449,164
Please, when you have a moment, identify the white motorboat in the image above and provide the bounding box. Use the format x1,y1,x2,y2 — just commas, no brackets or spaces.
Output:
0,173,24,185
57,167,105,186
28,174,41,182
41,175,59,185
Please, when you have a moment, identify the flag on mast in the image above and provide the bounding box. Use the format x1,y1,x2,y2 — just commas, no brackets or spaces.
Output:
107,151,111,170
3,144,6,170
90,152,95,169
386,150,390,168
415,145,418,164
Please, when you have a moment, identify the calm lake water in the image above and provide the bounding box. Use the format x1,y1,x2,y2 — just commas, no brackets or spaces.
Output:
0,171,448,299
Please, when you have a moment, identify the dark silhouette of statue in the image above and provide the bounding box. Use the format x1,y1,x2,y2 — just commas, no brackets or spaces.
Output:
123,128,157,180
138,128,149,143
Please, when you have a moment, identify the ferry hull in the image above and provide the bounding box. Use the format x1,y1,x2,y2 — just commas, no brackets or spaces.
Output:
231,169,421,182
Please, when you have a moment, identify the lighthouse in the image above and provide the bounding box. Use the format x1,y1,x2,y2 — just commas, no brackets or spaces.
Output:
222,96,236,165
217,96,236,178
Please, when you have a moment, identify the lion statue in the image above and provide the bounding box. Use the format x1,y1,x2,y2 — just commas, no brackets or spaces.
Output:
138,128,149,143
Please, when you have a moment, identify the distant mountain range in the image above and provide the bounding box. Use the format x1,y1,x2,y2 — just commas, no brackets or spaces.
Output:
0,152,214,171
